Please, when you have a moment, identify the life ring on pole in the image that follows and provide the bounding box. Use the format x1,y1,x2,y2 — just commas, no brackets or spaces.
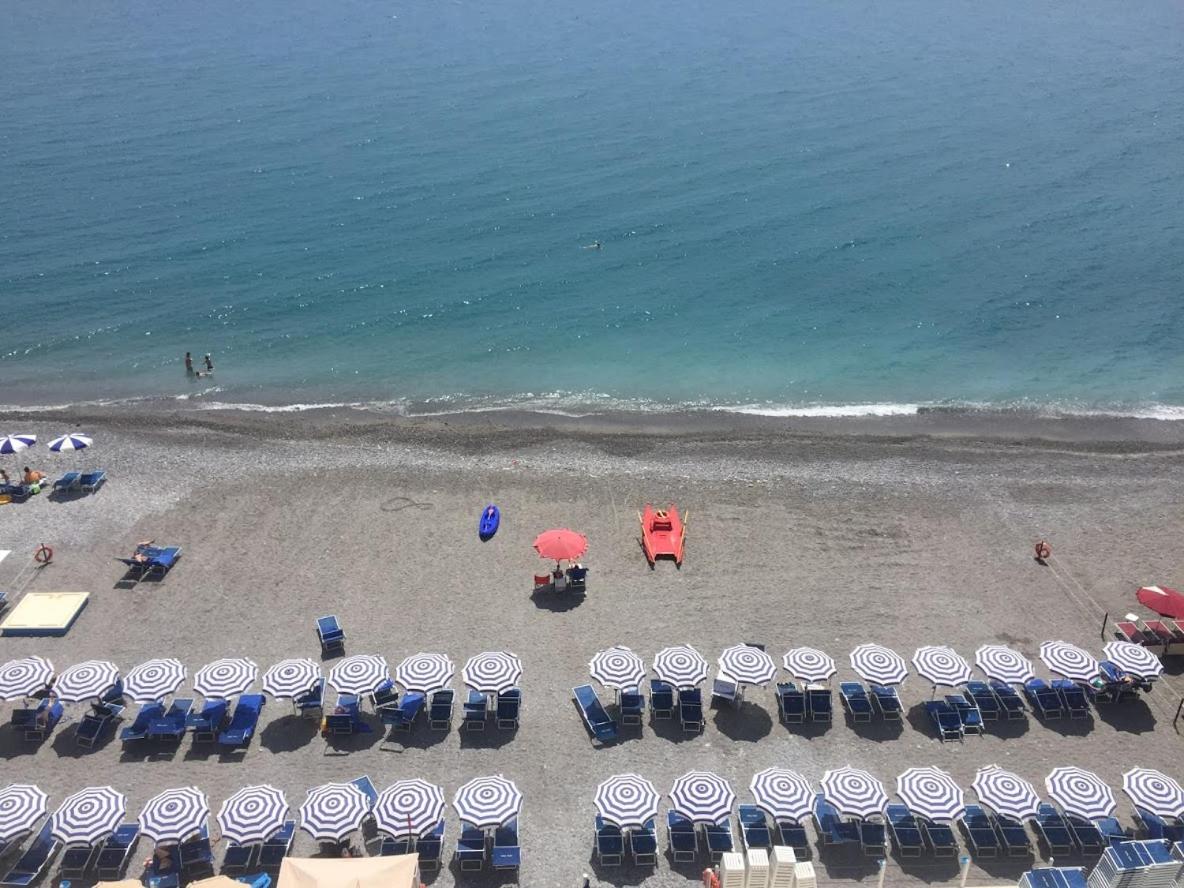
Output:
34,544,53,564
1034,540,1051,562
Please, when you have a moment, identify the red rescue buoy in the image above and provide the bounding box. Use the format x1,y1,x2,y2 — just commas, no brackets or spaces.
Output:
1034,540,1051,562
34,544,53,564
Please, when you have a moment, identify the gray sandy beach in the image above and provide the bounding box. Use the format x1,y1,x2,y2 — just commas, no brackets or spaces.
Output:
1,407,1183,887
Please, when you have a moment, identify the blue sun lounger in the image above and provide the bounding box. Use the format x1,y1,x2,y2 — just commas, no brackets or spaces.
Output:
964,681,1001,720
315,615,345,655
869,684,903,719
258,821,296,869
920,818,957,857
989,680,1027,719
945,695,984,734
775,819,810,856
53,473,81,493
0,823,59,887
94,824,139,879
680,688,704,732
595,817,623,866
1133,808,1184,842
178,829,215,879
77,703,124,747
383,691,426,732
1024,679,1063,719
860,821,887,856
218,694,266,747
738,805,772,849
16,699,63,742
650,679,675,719
960,805,1000,857
492,818,520,870
839,682,873,722
777,682,806,723
120,702,165,744
429,689,453,730
80,470,106,492
1051,680,1091,718
573,684,617,744
222,840,257,874
886,805,924,857
60,844,97,878
187,699,229,742
924,700,963,741
417,821,445,870
497,688,521,729
807,686,832,721
147,698,193,742
1064,814,1104,855
668,812,698,862
1095,817,1127,844
379,836,412,856
631,819,658,865
295,681,324,720
705,819,733,861
812,795,842,846
1035,804,1073,855
462,690,487,732
456,825,486,871
619,688,644,725
996,814,1032,857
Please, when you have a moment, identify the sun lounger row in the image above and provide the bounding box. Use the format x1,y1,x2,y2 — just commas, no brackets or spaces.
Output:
0,819,137,887
120,694,265,749
1,471,105,504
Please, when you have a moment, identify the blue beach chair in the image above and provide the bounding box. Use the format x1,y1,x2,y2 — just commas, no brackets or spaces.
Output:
94,824,139,879
573,684,617,744
668,811,698,862
1064,814,1104,855
1095,817,1128,844
384,691,426,732
960,805,1000,857
456,825,486,871
989,680,1027,718
379,836,412,856
1024,679,1063,719
995,814,1032,857
218,694,266,747
595,816,624,866
839,682,873,722
964,681,1001,720
680,688,704,732
777,682,806,723
120,701,165,744
650,679,674,719
860,820,887,856
924,700,962,741
80,470,106,492
53,473,81,493
178,830,215,879
738,805,772,850
631,819,658,865
496,688,521,729
60,844,97,878
76,703,124,748
315,615,345,655
886,805,924,857
1050,680,1090,718
921,818,957,857
428,689,453,729
187,699,229,742
492,819,520,870
946,694,984,734
813,795,842,846
705,819,733,861
618,688,644,725
807,686,832,721
19,699,62,742
775,819,810,856
258,822,295,869
1035,804,1073,855
869,684,903,719
0,823,59,888
417,821,444,870
295,682,323,720
221,840,257,874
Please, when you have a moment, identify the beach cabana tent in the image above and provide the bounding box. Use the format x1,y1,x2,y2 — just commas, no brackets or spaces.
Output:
277,855,419,888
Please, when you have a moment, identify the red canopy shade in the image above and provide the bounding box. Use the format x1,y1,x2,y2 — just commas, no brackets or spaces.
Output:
1136,586,1184,620
533,528,587,561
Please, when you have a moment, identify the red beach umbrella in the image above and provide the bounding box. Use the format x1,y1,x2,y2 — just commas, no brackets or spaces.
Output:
533,528,587,562
1136,585,1184,620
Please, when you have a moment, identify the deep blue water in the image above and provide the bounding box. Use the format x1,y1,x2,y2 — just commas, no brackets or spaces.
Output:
2,0,1183,415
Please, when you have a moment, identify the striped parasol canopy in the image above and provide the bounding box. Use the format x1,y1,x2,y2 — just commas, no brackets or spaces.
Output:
217,785,288,845
462,652,522,694
821,767,888,819
1045,767,1116,820
897,767,965,822
0,434,36,455
718,644,777,686
972,766,1040,820
54,660,120,703
124,659,186,703
1102,642,1164,680
48,434,92,452
328,654,390,696
1039,640,1100,683
652,645,709,689
782,648,836,683
849,644,908,686
974,645,1035,684
393,653,454,693
374,780,446,839
594,774,660,830
0,657,55,701
0,784,48,844
300,783,370,842
261,659,321,699
51,787,127,846
139,787,209,844
912,647,972,686
749,768,814,823
193,658,258,699
1122,768,1184,819
589,647,647,691
453,776,522,830
669,771,735,825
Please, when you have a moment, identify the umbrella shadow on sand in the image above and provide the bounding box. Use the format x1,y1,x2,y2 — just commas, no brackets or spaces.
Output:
712,701,773,742
1094,700,1158,734
529,588,585,612
261,714,320,752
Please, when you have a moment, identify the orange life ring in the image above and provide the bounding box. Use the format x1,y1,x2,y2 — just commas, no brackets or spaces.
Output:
1034,541,1051,560
34,544,53,564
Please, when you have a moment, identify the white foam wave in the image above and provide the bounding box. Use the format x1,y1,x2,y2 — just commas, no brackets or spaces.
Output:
723,403,921,418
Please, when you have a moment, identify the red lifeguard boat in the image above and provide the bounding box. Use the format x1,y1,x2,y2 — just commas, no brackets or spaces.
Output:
639,504,686,566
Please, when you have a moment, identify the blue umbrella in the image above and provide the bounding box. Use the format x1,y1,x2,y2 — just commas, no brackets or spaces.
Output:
47,434,92,453
0,435,36,455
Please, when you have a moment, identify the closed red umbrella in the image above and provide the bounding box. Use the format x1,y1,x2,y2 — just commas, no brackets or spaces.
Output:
1136,586,1184,620
533,528,587,562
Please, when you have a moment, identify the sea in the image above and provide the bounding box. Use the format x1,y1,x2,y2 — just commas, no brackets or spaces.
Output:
2,0,1183,419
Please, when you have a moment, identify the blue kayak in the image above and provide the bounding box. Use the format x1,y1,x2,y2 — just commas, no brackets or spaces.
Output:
479,504,500,540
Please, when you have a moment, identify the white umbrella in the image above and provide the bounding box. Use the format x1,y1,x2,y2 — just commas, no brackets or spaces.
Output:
718,645,777,686
0,435,36,455
897,767,965,822
124,659,186,703
0,657,54,701
782,648,836,683
461,652,522,694
54,660,120,703
594,775,660,830
193,658,258,699
374,780,446,839
1122,768,1184,819
669,771,735,824
393,653,454,693
849,644,908,686
51,787,127,845
48,434,92,452
972,766,1040,820
1045,767,1116,820
218,785,289,845
1102,642,1164,680
821,767,888,819
0,784,48,844
974,645,1035,684
749,768,813,823
589,647,647,691
912,647,972,686
299,783,370,842
139,787,209,844
261,659,321,699
453,776,522,829
1039,641,1099,683
652,645,709,689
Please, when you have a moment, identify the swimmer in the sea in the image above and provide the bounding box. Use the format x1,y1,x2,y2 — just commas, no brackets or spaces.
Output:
582,240,601,250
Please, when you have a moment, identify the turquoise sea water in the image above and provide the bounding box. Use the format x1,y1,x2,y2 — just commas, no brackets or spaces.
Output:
2,0,1183,416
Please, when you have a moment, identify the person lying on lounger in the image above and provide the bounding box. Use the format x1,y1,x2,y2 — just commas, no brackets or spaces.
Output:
22,466,47,485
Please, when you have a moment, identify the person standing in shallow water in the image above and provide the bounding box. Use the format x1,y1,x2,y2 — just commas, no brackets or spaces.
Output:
184,352,194,376
203,353,214,371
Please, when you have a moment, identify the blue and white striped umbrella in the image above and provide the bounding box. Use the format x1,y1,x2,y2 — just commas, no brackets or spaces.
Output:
669,771,735,825
300,783,370,842
54,660,120,703
193,658,258,699
1046,767,1116,820
589,647,647,691
912,647,972,686
652,645,710,690
52,787,127,846
47,434,92,453
973,766,1040,820
0,784,48,844
849,644,908,686
718,644,777,686
218,785,288,845
0,435,36,455
975,645,1035,684
139,787,209,844
453,775,522,829
897,767,965,822
124,659,186,703
782,648,836,683
374,780,446,838
1102,642,1164,680
1039,641,1100,683
328,654,391,696
750,768,814,823
394,653,454,693
821,767,888,819
462,651,522,694
261,659,321,699
594,774,660,830
1122,768,1184,819
0,657,55,701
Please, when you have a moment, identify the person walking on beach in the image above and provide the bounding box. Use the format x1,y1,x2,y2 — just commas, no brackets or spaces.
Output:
185,352,194,376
